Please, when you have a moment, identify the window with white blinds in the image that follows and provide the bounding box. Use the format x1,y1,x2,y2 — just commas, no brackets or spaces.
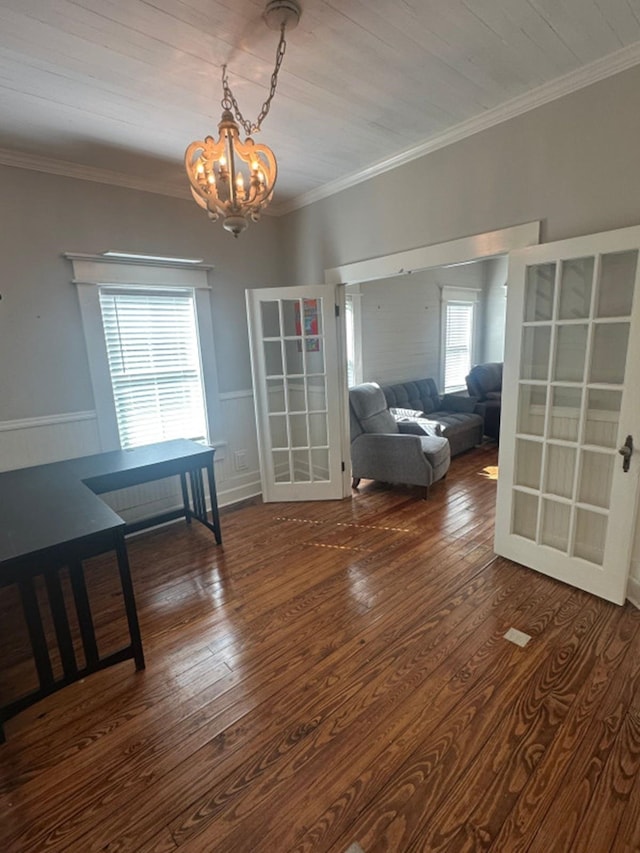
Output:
99,287,208,449
443,299,476,393
345,295,356,387
344,288,363,387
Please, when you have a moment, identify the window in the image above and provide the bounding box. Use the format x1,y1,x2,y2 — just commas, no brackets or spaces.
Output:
69,255,221,452
441,288,479,393
99,288,207,448
344,288,363,387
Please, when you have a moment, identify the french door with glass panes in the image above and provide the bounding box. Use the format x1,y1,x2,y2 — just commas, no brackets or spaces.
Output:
246,286,345,502
495,226,640,604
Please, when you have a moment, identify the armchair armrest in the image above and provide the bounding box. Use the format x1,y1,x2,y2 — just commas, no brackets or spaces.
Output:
398,420,442,437
350,432,434,487
440,394,478,413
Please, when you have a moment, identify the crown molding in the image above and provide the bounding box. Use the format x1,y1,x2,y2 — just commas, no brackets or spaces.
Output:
272,41,640,216
1,41,640,216
0,146,280,216
0,148,192,201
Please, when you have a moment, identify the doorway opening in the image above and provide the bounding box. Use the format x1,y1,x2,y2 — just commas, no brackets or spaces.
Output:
327,223,541,497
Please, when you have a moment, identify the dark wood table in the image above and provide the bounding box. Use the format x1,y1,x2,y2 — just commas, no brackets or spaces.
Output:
0,439,221,741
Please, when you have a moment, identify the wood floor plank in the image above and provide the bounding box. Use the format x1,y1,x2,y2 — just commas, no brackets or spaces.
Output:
511,604,640,853
569,703,640,853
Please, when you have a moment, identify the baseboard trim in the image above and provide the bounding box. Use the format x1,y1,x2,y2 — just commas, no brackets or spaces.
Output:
218,481,263,507
627,575,640,610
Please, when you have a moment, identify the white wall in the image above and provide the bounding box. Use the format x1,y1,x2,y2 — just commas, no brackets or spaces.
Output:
482,256,508,363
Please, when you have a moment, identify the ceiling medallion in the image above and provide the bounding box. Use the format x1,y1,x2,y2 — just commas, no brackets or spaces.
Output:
185,0,301,237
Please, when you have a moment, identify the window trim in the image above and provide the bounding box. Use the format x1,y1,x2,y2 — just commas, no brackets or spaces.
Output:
440,286,480,394
68,255,222,452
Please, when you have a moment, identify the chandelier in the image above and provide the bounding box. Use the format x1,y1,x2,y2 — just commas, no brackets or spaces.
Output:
185,0,301,237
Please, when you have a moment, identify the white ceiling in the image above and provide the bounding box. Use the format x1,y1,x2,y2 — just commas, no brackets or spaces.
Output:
2,0,640,213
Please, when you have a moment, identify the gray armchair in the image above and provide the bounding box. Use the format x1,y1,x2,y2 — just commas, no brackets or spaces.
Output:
349,383,450,498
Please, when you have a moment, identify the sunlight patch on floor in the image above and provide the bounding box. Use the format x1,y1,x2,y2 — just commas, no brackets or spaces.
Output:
479,465,499,480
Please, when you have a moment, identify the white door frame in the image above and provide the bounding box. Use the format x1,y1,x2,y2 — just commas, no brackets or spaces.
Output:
324,222,542,496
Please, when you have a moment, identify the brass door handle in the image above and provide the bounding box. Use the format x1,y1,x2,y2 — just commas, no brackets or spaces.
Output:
618,435,633,472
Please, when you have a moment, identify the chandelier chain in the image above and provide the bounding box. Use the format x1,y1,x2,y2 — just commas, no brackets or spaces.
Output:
221,24,288,136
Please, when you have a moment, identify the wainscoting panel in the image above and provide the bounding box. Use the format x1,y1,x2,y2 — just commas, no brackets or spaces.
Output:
214,390,262,505
0,411,101,471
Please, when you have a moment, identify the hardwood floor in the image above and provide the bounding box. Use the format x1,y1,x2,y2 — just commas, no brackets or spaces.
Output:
1,444,639,853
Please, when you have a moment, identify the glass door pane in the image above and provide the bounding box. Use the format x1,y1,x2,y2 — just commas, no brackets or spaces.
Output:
517,385,547,436
520,327,551,380
514,439,542,489
584,389,621,448
544,445,576,500
541,499,571,551
558,258,593,320
597,251,637,317
578,450,614,509
574,509,607,565
549,387,582,441
512,491,538,541
590,323,629,384
524,264,555,321
554,325,587,382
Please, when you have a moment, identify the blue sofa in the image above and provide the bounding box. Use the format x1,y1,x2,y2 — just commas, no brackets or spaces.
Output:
379,377,484,457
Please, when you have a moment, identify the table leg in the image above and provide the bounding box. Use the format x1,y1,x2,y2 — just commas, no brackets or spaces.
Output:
45,571,78,679
179,472,192,525
69,561,99,669
18,577,54,690
189,468,206,522
114,534,145,671
206,460,222,545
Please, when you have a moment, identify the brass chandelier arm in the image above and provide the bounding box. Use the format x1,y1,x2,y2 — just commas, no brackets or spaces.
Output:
221,22,288,136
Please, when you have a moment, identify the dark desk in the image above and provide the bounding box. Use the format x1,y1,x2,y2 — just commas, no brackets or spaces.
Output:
65,438,221,542
0,439,221,741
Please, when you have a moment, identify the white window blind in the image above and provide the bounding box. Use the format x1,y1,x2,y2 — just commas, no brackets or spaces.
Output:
444,301,475,392
99,287,208,449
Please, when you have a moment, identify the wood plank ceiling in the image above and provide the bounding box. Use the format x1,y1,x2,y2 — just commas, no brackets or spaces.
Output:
1,0,640,210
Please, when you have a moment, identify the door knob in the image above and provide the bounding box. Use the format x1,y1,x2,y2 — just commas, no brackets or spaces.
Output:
618,435,633,472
